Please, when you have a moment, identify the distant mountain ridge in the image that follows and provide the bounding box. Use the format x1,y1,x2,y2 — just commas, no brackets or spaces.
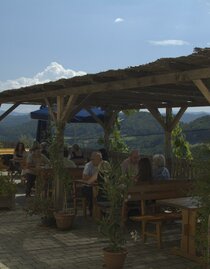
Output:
180,112,210,123
0,111,210,153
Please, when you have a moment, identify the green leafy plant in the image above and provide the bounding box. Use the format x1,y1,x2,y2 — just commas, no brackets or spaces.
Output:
172,123,192,160
25,196,54,217
0,175,16,196
98,121,129,153
49,132,73,212
98,163,132,252
191,159,210,262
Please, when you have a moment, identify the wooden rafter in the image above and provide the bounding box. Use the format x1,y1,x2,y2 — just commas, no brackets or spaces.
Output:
0,103,20,122
147,107,166,130
61,95,77,123
86,108,105,128
67,94,92,121
193,79,210,104
169,106,188,131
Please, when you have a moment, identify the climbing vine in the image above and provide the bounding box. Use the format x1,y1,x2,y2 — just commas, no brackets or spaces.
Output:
172,123,192,160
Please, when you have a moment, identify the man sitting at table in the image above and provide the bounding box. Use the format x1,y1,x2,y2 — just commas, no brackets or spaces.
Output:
82,151,110,216
25,144,50,197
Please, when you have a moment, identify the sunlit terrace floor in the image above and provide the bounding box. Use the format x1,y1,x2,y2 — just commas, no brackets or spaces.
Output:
0,185,200,269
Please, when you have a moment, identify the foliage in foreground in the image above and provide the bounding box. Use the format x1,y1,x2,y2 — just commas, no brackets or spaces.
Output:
0,175,16,195
98,164,132,251
191,158,210,261
172,123,192,160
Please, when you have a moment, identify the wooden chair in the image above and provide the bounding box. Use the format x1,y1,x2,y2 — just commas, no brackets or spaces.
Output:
130,212,181,249
128,180,193,248
70,168,87,216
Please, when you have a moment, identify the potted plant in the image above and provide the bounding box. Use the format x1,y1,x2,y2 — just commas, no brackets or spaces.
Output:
25,196,55,226
49,136,75,230
53,172,75,230
191,158,210,264
0,175,16,209
98,164,131,269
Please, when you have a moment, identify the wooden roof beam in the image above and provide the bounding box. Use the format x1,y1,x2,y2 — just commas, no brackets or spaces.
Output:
0,102,20,122
146,107,166,130
86,108,105,128
193,79,210,104
68,94,92,120
169,106,188,131
1,67,210,103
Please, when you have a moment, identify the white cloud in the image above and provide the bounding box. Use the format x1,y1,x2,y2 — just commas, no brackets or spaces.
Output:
149,39,190,46
0,62,86,92
114,18,124,23
0,62,86,113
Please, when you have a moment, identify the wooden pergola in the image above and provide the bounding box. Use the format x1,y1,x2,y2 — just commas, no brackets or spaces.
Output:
1,47,210,209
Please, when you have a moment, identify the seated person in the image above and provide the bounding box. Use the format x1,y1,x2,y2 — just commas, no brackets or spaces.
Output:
125,157,153,218
121,149,140,182
63,148,76,168
40,142,50,159
25,144,50,197
70,144,85,165
152,154,170,180
136,157,152,183
12,142,27,173
82,151,110,216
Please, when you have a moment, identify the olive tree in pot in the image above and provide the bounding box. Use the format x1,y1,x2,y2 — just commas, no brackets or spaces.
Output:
49,135,75,230
98,164,131,269
53,172,75,230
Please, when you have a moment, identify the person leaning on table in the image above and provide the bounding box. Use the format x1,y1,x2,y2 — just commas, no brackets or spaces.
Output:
152,154,170,180
82,151,110,216
25,144,50,197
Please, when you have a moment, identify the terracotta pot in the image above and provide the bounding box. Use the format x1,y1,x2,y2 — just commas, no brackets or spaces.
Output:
53,211,75,230
103,248,127,269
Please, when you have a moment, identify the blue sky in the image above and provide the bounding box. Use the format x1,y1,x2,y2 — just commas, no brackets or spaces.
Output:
0,0,210,113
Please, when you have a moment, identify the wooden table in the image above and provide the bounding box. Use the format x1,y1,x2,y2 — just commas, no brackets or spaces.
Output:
157,197,201,262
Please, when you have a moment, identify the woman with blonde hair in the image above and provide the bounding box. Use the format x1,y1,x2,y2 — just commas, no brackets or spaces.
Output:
152,154,170,180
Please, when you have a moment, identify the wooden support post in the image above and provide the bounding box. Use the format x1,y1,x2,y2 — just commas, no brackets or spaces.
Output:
148,106,187,173
50,94,78,211
45,98,57,123
147,107,166,130
53,96,65,210
165,107,172,171
169,106,187,132
86,109,118,152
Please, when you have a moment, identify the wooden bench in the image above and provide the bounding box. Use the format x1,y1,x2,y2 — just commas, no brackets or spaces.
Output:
127,179,193,248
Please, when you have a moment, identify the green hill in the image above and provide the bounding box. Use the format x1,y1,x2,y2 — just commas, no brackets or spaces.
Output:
0,111,210,154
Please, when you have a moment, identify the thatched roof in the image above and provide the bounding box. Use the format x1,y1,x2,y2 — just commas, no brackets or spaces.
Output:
1,47,210,110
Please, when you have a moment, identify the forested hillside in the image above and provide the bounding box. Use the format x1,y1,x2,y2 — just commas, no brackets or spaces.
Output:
0,111,210,154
